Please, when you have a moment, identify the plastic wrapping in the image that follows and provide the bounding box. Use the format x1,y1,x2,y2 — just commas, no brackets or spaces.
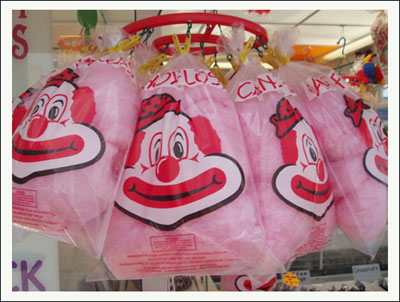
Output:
132,43,163,88
226,59,336,268
370,11,388,66
221,274,276,291
224,27,336,272
12,53,140,258
272,29,388,258
102,52,274,280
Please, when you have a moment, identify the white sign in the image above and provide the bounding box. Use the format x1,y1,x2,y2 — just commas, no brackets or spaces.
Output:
292,270,312,285
352,264,382,283
12,229,60,291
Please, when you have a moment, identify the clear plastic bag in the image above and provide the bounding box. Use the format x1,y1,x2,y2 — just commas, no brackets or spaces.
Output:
370,11,388,66
221,273,276,291
271,28,388,258
12,52,141,259
225,26,337,270
101,52,274,280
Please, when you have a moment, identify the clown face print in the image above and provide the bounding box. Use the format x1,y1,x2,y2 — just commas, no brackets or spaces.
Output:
343,95,388,185
12,68,105,184
234,275,276,291
115,93,244,230
270,98,333,221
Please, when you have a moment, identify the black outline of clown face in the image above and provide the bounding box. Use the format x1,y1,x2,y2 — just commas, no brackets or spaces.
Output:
234,275,276,291
12,82,105,184
363,109,388,185
271,100,333,221
343,95,388,186
115,95,244,231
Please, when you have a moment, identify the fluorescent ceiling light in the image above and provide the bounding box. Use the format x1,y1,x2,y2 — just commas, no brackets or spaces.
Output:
322,34,374,62
217,61,273,70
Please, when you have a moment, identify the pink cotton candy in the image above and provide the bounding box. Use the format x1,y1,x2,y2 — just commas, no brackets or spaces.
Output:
274,63,388,257
102,53,275,280
12,54,140,258
227,60,336,270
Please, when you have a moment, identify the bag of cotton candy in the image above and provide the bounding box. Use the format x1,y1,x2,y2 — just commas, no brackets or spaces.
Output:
271,27,388,258
102,50,273,280
223,26,336,275
12,52,140,259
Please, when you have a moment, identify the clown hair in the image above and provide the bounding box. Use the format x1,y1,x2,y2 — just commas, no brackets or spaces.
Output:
71,86,96,124
189,115,222,155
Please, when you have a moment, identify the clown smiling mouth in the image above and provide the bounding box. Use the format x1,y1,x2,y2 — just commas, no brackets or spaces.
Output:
123,168,227,208
291,174,332,204
12,133,84,162
375,155,388,175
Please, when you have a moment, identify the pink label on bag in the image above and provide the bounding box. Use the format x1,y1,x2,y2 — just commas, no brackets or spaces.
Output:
235,73,295,102
144,68,222,91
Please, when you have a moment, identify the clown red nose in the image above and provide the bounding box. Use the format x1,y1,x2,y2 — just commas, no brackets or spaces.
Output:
27,116,49,138
156,156,180,182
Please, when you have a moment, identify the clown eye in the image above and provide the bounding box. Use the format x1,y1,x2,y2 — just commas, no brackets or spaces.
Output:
46,97,66,121
48,106,59,120
149,132,162,166
173,142,184,158
303,135,319,164
309,147,317,162
31,104,40,116
169,127,188,160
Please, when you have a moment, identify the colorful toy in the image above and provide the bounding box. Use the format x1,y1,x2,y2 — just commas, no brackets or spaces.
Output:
12,54,140,258
357,54,385,85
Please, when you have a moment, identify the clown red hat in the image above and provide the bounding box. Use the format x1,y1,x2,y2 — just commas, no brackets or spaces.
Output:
135,94,181,133
343,95,370,128
43,68,79,90
270,98,303,138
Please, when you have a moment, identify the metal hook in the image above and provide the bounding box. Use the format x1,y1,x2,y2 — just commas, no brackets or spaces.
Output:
186,20,192,38
200,40,205,57
161,43,169,54
337,36,346,56
256,35,268,50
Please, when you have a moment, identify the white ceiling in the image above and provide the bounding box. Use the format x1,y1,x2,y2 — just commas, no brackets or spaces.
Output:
51,9,382,50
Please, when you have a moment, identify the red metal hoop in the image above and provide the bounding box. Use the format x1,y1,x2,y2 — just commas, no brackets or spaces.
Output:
123,12,268,54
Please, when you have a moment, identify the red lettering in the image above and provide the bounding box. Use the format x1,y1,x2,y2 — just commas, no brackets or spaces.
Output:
237,81,253,99
195,70,208,84
155,73,172,87
258,74,277,91
330,72,345,89
146,74,160,89
19,10,27,19
169,71,180,85
12,24,28,60
312,78,330,97
183,69,196,86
